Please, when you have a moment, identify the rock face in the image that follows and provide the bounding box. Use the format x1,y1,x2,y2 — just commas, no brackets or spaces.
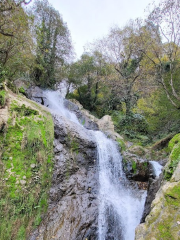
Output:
64,99,99,130
29,115,98,240
140,172,162,223
26,86,45,105
122,151,149,182
135,134,180,240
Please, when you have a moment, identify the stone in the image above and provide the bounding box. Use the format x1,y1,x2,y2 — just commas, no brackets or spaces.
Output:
122,151,149,181
20,180,26,185
30,164,36,168
28,113,98,240
97,115,114,132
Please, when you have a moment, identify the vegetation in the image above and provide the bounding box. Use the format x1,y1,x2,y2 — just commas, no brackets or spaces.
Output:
66,0,180,144
0,0,180,144
164,133,180,180
0,0,73,88
1,0,180,238
0,92,54,240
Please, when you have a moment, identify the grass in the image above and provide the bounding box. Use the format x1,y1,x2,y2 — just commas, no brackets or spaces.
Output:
0,100,54,239
0,90,7,107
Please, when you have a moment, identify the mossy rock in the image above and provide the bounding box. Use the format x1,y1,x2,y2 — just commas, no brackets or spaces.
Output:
0,90,54,240
129,145,146,157
117,138,126,151
135,135,180,240
164,134,180,181
136,182,180,240
152,133,175,151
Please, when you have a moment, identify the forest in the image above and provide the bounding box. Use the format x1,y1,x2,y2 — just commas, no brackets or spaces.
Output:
1,0,180,145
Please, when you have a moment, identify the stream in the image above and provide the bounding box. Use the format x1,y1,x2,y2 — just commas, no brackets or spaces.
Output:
43,90,148,240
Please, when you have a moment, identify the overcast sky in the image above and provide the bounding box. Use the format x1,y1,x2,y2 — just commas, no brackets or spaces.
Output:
48,0,161,59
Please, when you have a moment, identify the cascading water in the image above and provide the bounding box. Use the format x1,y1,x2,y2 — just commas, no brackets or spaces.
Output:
150,161,163,177
44,90,80,125
44,90,146,240
94,131,146,240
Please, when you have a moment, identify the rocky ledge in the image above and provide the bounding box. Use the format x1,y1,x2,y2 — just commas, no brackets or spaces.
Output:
29,115,98,240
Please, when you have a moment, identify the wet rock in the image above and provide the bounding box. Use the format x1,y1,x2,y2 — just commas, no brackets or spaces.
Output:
29,115,98,240
26,86,45,105
135,134,180,240
64,99,99,130
122,152,149,182
140,173,162,223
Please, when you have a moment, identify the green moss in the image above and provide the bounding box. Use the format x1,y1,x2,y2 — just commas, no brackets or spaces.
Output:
164,134,180,180
143,161,148,170
0,90,7,107
18,87,26,96
0,99,54,240
165,183,180,207
117,138,126,151
157,221,173,239
168,133,180,151
132,160,137,174
11,102,39,116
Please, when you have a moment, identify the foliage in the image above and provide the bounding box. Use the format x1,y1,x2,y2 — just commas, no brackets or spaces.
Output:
140,0,180,109
30,0,73,87
118,113,149,137
91,22,145,116
134,88,180,138
0,1,34,82
67,52,111,114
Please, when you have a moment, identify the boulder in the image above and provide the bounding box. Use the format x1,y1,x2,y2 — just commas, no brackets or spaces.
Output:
122,151,149,182
29,115,99,240
97,115,114,132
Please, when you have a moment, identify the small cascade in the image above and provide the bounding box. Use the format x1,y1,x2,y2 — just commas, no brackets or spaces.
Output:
43,90,147,240
44,90,80,125
150,161,163,177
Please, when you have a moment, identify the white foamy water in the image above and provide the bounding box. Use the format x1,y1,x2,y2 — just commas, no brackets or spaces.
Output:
44,90,147,240
44,90,80,125
150,161,163,177
94,131,146,240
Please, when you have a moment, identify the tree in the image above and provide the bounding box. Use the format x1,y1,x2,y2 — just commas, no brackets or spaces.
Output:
140,0,180,109
31,0,73,87
67,52,111,113
0,0,34,82
0,0,32,37
94,22,144,116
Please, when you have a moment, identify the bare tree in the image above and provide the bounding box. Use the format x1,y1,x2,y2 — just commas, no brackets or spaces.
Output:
94,22,144,116
140,0,180,109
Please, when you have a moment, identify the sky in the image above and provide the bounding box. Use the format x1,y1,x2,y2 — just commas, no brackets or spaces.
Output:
48,0,161,59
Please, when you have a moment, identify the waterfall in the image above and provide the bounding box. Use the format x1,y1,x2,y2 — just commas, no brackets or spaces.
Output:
150,161,163,177
44,90,146,240
94,131,146,240
44,90,80,125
